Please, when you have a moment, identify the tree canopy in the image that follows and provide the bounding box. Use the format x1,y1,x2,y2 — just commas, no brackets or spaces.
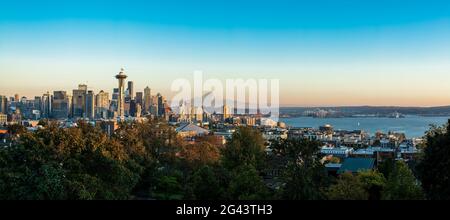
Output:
383,161,424,200
417,121,450,200
1,119,444,200
271,138,329,200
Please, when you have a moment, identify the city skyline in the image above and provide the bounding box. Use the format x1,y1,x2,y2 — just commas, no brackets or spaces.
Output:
1,0,450,107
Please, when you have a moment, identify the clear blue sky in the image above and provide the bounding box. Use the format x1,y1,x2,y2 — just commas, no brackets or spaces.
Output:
1,0,450,106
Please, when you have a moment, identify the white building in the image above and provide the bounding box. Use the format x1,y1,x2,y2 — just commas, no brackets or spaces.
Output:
321,146,354,158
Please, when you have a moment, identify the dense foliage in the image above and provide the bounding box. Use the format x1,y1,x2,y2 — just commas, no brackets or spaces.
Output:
417,121,450,200
270,138,329,200
0,119,448,200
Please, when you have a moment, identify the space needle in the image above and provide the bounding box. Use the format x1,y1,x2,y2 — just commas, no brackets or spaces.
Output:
115,68,127,121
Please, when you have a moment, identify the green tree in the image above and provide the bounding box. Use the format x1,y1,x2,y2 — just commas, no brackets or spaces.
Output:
417,121,450,200
113,119,182,197
0,121,140,200
179,136,221,169
327,172,369,200
221,127,266,171
186,165,226,200
358,170,386,200
272,138,329,200
378,158,396,179
227,164,270,200
37,119,49,127
383,161,424,200
151,170,184,200
7,124,27,139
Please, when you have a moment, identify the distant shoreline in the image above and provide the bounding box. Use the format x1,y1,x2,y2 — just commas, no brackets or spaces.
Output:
279,114,450,119
279,106,450,119
280,115,450,138
279,105,450,108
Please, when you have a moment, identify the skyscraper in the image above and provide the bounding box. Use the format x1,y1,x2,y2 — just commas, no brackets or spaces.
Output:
127,81,134,100
85,90,95,120
0,95,8,114
223,104,231,120
194,106,203,123
34,96,42,115
52,91,70,119
95,90,109,119
135,92,143,106
150,95,158,116
157,93,164,117
41,92,52,118
124,98,131,116
129,99,137,117
143,86,151,113
111,88,119,112
72,84,87,118
115,68,127,121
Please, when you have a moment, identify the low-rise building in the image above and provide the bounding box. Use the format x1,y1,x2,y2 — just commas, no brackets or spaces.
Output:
321,146,354,158
176,123,210,138
337,158,376,175
213,129,235,142
352,147,395,163
399,147,421,161
262,128,288,141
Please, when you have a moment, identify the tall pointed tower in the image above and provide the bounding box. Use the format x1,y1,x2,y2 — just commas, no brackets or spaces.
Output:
115,68,127,121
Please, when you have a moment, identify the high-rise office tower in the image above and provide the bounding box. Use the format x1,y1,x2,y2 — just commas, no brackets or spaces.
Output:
127,81,134,100
150,95,158,116
85,90,95,120
223,104,231,119
124,98,131,116
111,88,119,111
67,94,72,117
143,86,151,113
129,99,137,117
178,102,188,121
95,90,109,119
72,84,87,118
136,92,143,106
52,91,70,119
194,106,203,123
157,93,164,117
34,96,42,113
41,92,52,118
115,68,127,121
10,108,22,123
0,95,8,114
163,98,170,119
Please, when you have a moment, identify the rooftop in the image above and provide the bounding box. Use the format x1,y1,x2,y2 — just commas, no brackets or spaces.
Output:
338,158,375,174
176,123,210,135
